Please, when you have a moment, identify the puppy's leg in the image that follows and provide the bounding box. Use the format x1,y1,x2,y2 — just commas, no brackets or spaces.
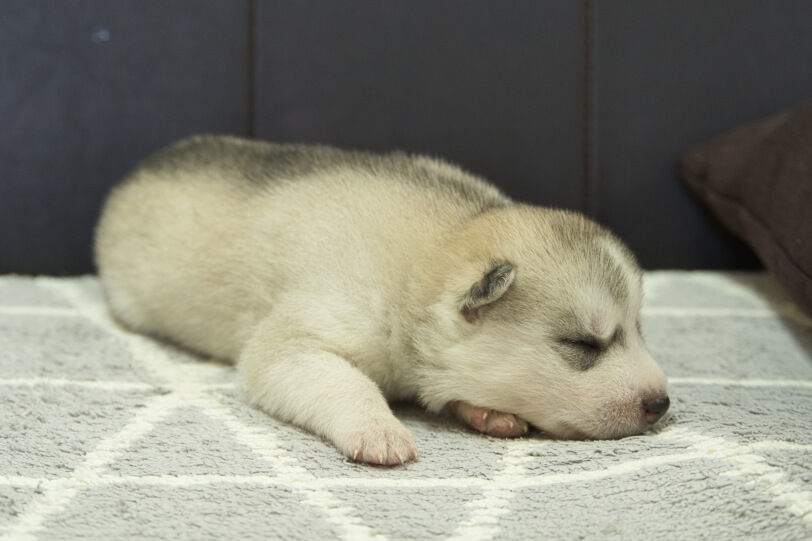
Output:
447,401,529,438
238,316,417,466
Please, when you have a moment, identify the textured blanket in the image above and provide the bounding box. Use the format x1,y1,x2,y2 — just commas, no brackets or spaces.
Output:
1,272,811,540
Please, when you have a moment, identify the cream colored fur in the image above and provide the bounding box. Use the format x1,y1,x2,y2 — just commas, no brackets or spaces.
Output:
95,135,668,465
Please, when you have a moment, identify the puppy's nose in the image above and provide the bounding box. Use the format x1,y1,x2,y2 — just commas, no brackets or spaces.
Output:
644,395,670,424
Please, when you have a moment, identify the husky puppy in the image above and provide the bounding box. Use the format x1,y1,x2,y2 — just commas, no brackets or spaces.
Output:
95,135,669,465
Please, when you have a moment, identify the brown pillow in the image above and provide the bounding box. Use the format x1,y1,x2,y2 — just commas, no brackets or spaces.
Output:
680,100,812,317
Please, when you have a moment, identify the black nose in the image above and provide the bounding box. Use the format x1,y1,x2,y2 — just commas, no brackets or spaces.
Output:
644,396,670,424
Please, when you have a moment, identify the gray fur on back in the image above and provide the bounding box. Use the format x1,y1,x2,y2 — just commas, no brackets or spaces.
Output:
134,135,510,213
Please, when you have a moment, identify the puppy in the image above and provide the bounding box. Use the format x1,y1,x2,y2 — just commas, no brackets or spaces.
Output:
95,135,669,465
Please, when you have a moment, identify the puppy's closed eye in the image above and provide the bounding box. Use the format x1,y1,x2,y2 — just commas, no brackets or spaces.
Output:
556,337,603,371
561,337,602,352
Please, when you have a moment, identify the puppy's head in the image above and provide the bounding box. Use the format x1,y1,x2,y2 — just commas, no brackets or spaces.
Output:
414,206,669,439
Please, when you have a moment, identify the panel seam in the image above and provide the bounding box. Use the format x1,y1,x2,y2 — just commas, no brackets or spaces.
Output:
584,0,598,217
247,0,256,138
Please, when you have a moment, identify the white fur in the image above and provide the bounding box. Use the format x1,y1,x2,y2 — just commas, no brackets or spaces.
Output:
95,136,669,464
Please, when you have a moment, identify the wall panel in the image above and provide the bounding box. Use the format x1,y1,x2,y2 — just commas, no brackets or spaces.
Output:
254,1,585,209
0,0,250,273
593,0,812,268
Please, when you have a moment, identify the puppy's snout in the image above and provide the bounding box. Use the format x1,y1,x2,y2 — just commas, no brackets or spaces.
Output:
643,395,670,424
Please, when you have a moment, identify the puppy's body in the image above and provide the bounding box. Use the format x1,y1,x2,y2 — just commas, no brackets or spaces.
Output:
96,135,668,464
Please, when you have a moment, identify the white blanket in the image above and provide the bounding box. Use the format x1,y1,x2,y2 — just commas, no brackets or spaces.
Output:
1,272,810,540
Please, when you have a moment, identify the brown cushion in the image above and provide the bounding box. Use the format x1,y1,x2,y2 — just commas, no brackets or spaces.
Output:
680,100,812,317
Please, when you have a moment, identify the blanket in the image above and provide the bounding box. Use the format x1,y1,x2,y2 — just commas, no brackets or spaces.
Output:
1,272,810,540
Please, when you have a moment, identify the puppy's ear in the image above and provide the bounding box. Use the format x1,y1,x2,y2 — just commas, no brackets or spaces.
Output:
459,261,515,323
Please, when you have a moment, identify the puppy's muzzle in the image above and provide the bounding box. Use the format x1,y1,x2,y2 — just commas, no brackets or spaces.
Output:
643,395,670,424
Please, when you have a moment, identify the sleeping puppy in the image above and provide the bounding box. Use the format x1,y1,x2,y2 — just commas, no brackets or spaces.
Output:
95,135,669,465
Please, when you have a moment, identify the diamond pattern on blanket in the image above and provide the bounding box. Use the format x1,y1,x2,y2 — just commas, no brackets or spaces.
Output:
1,386,160,479
646,315,812,379
520,436,697,476
0,314,146,381
753,447,812,485
104,407,278,478
668,385,812,445
0,485,40,534
37,483,338,541
503,459,810,541
335,486,483,540
1,273,811,541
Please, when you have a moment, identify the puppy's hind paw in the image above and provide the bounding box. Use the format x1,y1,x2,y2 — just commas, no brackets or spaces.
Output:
342,420,418,466
448,400,529,438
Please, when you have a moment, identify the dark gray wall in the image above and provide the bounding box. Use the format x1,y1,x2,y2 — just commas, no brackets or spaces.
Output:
0,0,250,274
592,0,812,269
2,1,811,274
254,1,585,210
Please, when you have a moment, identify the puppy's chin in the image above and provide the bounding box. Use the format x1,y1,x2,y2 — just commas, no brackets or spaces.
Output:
532,420,588,440
534,414,651,441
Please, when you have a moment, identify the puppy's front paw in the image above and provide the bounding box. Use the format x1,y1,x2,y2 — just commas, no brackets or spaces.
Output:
448,401,529,438
341,419,418,466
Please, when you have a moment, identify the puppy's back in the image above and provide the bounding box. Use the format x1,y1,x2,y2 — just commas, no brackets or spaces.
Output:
95,135,510,359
